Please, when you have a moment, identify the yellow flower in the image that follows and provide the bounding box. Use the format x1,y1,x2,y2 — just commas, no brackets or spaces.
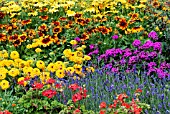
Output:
10,51,19,59
32,43,39,48
28,11,38,16
0,73,6,80
85,7,95,13
8,68,20,77
18,77,27,86
24,67,33,75
47,63,56,73
40,72,50,84
0,80,10,90
31,68,41,77
5,60,14,67
36,60,45,69
70,40,77,45
73,64,82,74
155,26,160,32
0,50,8,58
74,57,83,64
81,45,86,49
66,67,75,75
63,49,72,57
26,44,32,49
83,55,91,61
26,60,33,66
66,10,76,17
18,61,27,69
56,70,65,78
35,48,42,53
0,67,8,74
76,47,83,51
76,51,84,57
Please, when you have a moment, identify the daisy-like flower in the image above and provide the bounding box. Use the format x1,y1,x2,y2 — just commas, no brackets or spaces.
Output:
47,63,56,73
38,23,48,32
13,39,21,47
36,60,45,69
56,69,65,78
8,34,18,42
10,51,19,59
0,33,6,41
52,26,62,34
19,33,27,42
51,21,60,26
131,26,144,33
21,19,31,26
0,80,10,90
39,15,49,21
66,10,76,17
40,35,53,47
118,18,128,30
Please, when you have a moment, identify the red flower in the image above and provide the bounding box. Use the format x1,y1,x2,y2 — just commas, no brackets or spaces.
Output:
55,83,62,88
32,83,44,90
117,93,128,102
99,110,106,114
72,92,82,103
100,102,107,108
47,78,55,84
122,102,131,109
73,109,81,114
17,80,25,86
0,110,12,114
79,88,88,98
69,83,80,91
113,100,118,108
42,89,57,98
135,88,142,93
24,76,30,81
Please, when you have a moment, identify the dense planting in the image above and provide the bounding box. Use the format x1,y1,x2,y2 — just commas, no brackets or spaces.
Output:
0,0,170,114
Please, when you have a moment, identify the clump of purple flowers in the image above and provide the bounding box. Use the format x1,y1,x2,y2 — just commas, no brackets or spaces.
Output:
112,35,119,40
132,39,141,47
148,31,158,40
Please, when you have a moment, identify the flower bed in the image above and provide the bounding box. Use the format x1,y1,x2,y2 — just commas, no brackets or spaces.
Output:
0,0,170,113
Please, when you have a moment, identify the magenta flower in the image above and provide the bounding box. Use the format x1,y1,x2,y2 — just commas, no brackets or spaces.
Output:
112,35,119,40
148,31,158,40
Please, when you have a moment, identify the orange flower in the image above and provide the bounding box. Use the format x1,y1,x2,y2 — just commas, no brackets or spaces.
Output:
53,26,62,34
97,26,110,35
12,103,16,107
0,33,6,41
19,34,27,42
79,33,89,41
118,18,128,30
38,31,45,37
152,0,160,8
76,18,86,26
39,7,48,12
59,17,67,21
74,13,82,18
21,19,31,26
131,26,144,33
38,24,48,32
40,35,53,47
8,34,18,41
27,29,36,39
51,21,60,26
39,15,49,21
13,39,21,47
